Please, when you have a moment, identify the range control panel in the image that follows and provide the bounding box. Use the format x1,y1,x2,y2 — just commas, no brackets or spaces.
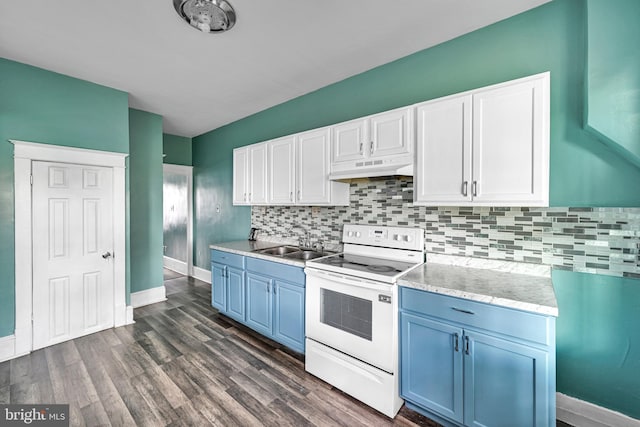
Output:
342,224,424,251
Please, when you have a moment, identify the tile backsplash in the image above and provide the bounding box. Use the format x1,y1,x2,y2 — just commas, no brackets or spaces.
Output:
251,177,640,278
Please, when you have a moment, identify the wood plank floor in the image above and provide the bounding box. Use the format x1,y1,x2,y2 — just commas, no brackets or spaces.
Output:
0,270,443,426
2,270,573,426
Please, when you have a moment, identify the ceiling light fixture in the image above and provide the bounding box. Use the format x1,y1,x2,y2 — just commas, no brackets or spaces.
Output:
173,0,236,33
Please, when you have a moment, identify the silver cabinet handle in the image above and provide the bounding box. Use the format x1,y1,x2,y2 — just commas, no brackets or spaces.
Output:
454,333,459,352
297,190,301,201
465,336,470,355
290,191,293,202
472,181,478,197
451,307,475,315
249,192,252,201
359,142,364,154
370,141,374,155
462,181,468,197
243,192,247,202
273,284,277,295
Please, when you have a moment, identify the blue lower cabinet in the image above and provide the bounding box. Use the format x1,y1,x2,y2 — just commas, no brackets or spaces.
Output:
273,279,305,352
246,272,273,336
211,262,227,312
400,312,464,424
211,251,246,322
226,266,245,322
463,331,550,427
211,249,305,354
399,286,555,427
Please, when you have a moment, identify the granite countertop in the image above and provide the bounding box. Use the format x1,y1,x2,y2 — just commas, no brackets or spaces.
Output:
209,240,307,267
398,257,558,317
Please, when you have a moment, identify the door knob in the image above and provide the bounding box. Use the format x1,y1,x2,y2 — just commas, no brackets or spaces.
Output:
102,251,112,259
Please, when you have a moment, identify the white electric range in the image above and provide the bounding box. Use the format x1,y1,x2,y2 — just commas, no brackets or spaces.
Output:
304,224,425,418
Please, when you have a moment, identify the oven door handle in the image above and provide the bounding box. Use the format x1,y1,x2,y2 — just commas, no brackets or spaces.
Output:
304,267,393,293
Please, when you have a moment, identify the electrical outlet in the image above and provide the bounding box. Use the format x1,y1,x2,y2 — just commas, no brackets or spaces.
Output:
216,204,221,213
311,207,320,216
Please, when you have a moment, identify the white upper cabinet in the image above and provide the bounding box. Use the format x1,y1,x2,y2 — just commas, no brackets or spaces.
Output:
332,118,369,163
249,143,268,204
268,135,296,205
233,147,249,205
332,107,413,166
260,128,349,206
297,127,332,205
370,108,413,158
415,94,473,204
415,72,550,207
233,143,268,205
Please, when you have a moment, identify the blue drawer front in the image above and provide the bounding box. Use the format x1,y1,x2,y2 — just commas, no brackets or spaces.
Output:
211,250,245,269
246,257,305,285
400,287,550,346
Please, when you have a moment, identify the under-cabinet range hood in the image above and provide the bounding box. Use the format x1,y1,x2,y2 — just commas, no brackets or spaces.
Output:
329,157,414,181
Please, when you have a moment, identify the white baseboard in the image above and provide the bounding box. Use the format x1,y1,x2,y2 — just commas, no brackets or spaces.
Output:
193,266,211,284
0,334,16,363
163,256,188,275
130,286,167,308
557,392,640,427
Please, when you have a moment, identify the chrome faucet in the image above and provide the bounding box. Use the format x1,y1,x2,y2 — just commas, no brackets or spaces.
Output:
291,225,311,249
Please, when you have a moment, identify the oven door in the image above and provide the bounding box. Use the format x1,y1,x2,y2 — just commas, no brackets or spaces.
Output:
305,268,396,373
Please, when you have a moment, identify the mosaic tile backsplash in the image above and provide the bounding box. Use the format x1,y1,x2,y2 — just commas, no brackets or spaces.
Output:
251,177,640,279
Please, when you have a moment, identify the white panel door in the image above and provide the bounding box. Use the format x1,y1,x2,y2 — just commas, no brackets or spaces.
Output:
232,147,249,205
268,135,296,205
249,143,268,204
472,75,549,205
297,127,331,204
415,95,473,204
32,161,115,350
370,107,412,158
332,118,368,163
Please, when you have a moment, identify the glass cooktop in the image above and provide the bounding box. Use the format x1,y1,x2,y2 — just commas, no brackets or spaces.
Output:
309,253,421,280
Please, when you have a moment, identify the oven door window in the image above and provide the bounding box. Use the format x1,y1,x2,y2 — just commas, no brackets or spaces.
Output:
320,288,372,341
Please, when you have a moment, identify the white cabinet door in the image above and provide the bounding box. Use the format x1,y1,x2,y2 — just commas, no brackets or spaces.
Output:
268,135,296,205
232,147,249,205
249,143,268,204
415,95,472,205
370,107,412,159
332,118,368,163
472,75,549,206
297,127,331,204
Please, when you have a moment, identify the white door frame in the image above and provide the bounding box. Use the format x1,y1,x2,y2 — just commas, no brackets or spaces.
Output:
162,163,194,277
11,140,131,358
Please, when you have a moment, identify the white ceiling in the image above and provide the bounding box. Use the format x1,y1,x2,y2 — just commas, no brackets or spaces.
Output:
0,0,549,137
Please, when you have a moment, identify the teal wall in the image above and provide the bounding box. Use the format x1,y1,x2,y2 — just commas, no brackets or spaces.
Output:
586,0,640,167
554,270,640,418
192,0,640,418
163,133,193,166
129,109,165,293
0,58,130,337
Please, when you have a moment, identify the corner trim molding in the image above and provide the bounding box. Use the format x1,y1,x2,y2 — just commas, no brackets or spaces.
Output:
556,392,640,427
130,286,167,308
192,266,211,284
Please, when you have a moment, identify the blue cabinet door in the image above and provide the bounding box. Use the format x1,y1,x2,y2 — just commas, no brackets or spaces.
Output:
463,331,550,427
400,312,464,424
273,280,305,353
246,272,273,336
226,266,245,322
211,262,227,312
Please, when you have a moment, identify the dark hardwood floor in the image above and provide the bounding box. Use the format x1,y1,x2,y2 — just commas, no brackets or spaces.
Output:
0,270,442,426
1,270,572,426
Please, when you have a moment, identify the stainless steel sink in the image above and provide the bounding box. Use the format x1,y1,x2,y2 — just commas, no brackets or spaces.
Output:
283,250,325,261
256,245,300,256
